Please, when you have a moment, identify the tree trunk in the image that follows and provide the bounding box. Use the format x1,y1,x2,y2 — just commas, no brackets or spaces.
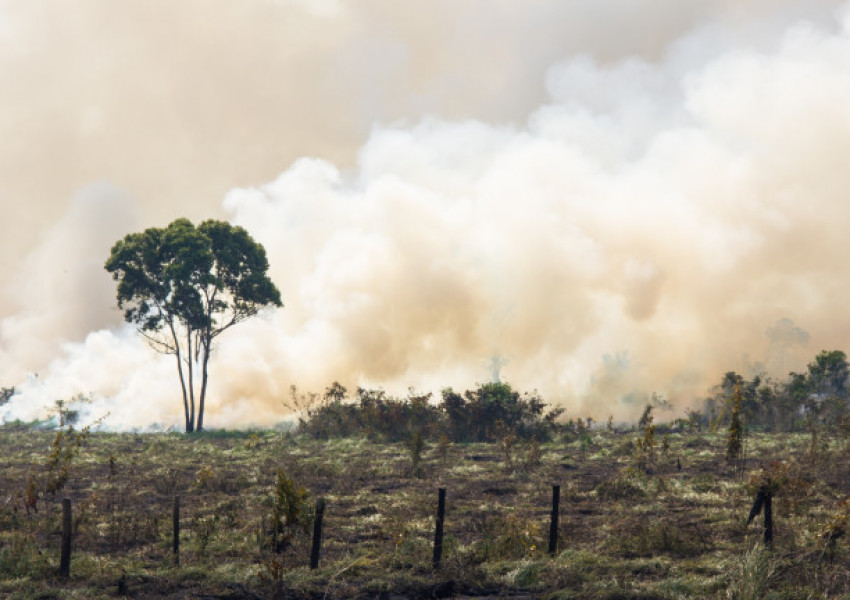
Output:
197,333,212,432
170,321,193,433
186,329,196,433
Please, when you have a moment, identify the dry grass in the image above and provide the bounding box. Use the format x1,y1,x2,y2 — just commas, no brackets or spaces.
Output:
1,426,850,599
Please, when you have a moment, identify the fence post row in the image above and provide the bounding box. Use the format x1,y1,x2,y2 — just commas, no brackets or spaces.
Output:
310,498,326,570
54,484,580,573
59,498,72,578
41,460,799,576
433,487,446,569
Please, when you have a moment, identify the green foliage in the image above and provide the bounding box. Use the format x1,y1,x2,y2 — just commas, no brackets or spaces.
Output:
565,417,594,453
685,408,705,431
699,350,850,435
269,469,312,554
807,350,849,398
300,384,443,442
634,404,656,473
105,218,281,432
443,382,563,443
300,381,562,444
707,372,758,432
638,403,653,431
296,382,355,439
726,384,745,465
42,398,103,499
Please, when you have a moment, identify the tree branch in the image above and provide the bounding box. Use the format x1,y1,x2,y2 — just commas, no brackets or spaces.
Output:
138,330,176,355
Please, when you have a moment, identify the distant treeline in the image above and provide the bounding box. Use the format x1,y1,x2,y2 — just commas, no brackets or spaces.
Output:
691,349,850,434
292,349,850,442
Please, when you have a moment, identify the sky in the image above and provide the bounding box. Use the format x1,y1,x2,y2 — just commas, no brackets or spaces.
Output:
2,0,850,429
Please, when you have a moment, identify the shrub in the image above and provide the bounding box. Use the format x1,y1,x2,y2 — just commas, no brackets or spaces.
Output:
40,397,106,500
268,469,313,554
634,404,656,473
441,382,562,443
726,384,745,466
299,382,359,439
301,384,443,442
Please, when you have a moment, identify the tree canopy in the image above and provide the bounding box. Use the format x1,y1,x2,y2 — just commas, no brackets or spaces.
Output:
105,218,282,432
700,350,850,434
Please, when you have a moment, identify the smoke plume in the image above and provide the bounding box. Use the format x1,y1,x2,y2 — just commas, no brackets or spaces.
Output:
2,1,850,428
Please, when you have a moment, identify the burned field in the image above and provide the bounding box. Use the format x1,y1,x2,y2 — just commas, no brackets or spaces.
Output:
2,423,850,600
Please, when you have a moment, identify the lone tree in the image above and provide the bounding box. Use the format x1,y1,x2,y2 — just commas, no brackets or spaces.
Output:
105,218,282,432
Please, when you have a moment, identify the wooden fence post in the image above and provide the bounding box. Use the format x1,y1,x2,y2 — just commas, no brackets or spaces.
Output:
763,494,773,545
548,485,560,556
746,484,774,546
433,488,446,569
173,495,180,566
59,498,72,578
310,498,326,569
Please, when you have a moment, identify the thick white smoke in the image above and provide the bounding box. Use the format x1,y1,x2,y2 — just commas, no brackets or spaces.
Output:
0,183,139,385
3,2,850,428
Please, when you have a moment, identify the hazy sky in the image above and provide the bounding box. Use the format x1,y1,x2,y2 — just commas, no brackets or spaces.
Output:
2,0,849,428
